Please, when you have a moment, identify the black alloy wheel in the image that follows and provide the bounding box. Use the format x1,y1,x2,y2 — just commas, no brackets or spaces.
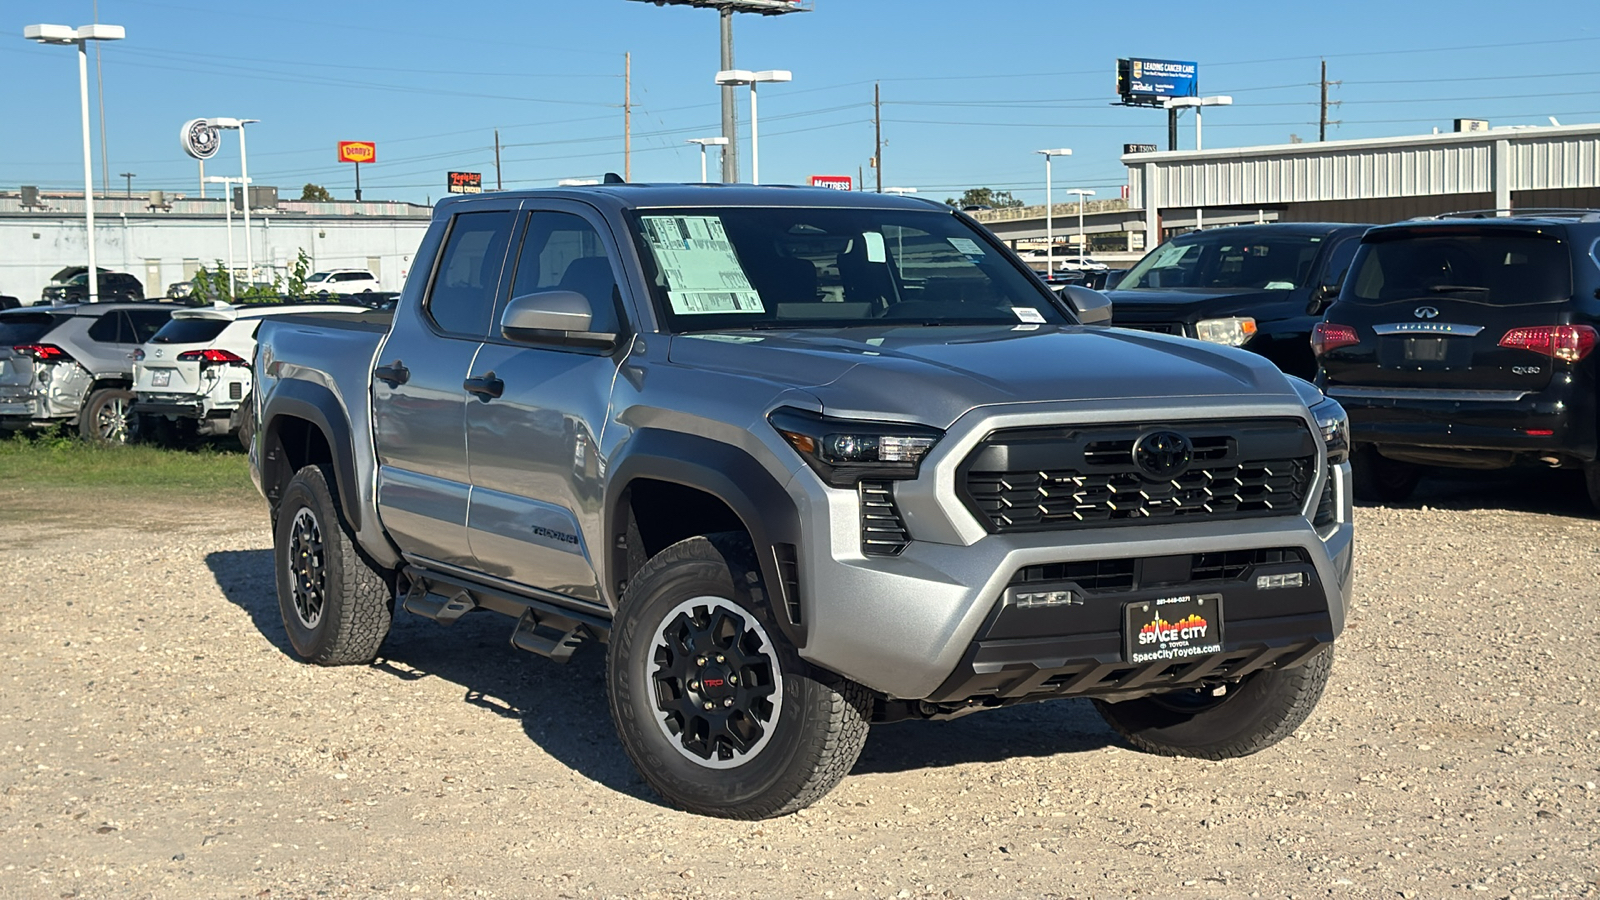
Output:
649,596,784,768
286,506,327,630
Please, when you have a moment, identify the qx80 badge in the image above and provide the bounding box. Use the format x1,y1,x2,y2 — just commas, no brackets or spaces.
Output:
1133,430,1193,479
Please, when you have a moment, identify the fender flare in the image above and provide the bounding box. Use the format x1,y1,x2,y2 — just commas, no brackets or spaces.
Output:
605,428,805,641
260,378,364,532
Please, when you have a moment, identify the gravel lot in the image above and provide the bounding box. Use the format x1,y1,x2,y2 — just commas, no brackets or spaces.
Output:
3,471,1599,899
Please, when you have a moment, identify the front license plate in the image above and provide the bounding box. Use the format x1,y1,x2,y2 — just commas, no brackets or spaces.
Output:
1404,337,1448,361
1124,593,1224,664
151,368,172,387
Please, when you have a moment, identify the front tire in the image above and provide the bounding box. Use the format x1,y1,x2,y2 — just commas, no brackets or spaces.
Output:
273,464,392,665
1351,445,1421,502
1093,646,1333,759
607,533,870,819
79,388,138,444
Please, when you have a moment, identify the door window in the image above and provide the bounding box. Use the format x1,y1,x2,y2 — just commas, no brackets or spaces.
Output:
426,211,516,336
507,212,621,334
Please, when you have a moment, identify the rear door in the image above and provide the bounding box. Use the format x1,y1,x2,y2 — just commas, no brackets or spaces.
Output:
462,204,628,604
371,203,518,567
138,314,231,395
1321,226,1573,391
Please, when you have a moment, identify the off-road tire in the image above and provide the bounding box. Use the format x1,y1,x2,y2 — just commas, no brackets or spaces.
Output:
1350,445,1421,502
607,533,870,819
1093,646,1333,759
78,387,139,444
273,464,391,665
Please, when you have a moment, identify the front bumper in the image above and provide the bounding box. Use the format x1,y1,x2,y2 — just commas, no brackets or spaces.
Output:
789,396,1354,701
1331,376,1596,464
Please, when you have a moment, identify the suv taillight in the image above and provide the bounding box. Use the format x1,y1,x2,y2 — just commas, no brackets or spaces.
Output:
12,343,70,362
176,348,247,366
1498,325,1598,362
1311,323,1360,356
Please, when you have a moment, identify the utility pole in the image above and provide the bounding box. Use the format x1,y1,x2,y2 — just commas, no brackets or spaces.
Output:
119,171,134,197
1319,59,1341,141
624,52,633,182
494,129,503,190
873,82,883,193
719,8,739,182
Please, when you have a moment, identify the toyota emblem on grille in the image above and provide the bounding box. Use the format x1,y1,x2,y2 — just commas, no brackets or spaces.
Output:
1133,430,1193,480
1414,306,1440,319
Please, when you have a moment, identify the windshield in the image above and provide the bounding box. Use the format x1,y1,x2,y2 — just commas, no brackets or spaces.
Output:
66,274,90,286
628,206,1068,331
1118,232,1326,291
308,272,332,282
1349,230,1572,306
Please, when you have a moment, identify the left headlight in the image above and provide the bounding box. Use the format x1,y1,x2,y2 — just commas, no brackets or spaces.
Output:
1195,316,1258,346
1309,396,1349,465
768,407,943,488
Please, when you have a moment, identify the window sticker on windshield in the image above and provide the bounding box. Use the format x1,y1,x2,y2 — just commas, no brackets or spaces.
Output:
1263,280,1295,290
947,237,984,257
639,215,766,315
864,231,887,263
1148,242,1189,268
1012,307,1046,324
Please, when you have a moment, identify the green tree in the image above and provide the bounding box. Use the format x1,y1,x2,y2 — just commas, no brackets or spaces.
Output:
944,187,1025,210
286,248,313,299
299,183,332,202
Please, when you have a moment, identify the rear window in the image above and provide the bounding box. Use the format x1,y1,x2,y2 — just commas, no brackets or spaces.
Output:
1350,231,1572,306
151,318,230,344
0,313,66,345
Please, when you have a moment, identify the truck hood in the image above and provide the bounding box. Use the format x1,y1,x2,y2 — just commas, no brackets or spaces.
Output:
667,325,1294,427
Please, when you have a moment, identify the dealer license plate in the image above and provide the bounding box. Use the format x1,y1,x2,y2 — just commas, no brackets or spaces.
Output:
1123,593,1224,664
151,368,172,387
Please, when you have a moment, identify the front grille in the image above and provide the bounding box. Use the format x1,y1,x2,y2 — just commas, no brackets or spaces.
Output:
961,419,1317,533
1313,468,1336,528
1011,559,1136,592
1010,547,1310,593
859,481,911,556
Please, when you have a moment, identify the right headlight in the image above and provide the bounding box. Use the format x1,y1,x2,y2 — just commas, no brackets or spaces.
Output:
1309,396,1349,465
1195,316,1258,346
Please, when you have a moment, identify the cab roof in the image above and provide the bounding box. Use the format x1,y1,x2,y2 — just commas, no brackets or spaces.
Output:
433,182,954,215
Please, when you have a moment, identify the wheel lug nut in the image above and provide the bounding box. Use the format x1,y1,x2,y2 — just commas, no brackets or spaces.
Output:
703,701,714,711
715,654,725,663
728,675,738,685
695,656,706,666
688,680,699,691
722,698,734,707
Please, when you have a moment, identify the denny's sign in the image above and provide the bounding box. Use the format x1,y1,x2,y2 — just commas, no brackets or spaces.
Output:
337,141,376,164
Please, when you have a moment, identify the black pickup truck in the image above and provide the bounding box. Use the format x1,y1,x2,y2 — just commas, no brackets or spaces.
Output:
1109,223,1370,380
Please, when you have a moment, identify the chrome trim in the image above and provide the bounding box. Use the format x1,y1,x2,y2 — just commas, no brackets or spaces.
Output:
1327,385,1530,402
1372,322,1484,336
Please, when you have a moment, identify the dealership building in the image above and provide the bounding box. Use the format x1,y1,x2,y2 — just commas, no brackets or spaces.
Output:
0,189,431,303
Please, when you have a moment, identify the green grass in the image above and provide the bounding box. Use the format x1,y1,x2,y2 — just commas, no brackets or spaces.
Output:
0,432,257,501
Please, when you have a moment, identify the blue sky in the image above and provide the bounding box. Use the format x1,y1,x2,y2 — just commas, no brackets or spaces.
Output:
3,0,1598,206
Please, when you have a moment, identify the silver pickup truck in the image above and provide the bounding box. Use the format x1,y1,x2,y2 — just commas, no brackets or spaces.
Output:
250,185,1354,819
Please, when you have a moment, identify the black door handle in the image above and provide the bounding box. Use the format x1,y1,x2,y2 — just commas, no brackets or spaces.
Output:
374,360,410,386
463,372,504,400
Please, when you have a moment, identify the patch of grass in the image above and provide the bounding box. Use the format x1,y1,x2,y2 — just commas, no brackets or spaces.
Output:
0,432,256,501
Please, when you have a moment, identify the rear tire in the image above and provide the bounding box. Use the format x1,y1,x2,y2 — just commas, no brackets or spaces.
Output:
607,533,870,819
78,388,139,445
1351,445,1421,502
1093,646,1333,759
273,464,392,665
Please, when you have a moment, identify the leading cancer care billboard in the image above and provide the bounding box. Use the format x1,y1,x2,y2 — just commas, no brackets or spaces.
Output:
1117,58,1199,105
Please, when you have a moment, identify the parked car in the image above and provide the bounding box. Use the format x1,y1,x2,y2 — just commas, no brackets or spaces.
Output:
251,184,1353,819
41,270,145,304
1108,223,1371,380
1055,255,1110,272
0,302,178,441
0,294,20,311
166,280,194,300
133,302,368,441
303,269,380,295
1313,210,1600,506
1084,268,1127,291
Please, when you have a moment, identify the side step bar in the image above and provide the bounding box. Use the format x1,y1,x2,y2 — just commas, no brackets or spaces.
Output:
398,565,611,664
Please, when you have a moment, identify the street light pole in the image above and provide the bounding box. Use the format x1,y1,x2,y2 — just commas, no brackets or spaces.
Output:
1066,189,1095,259
25,23,125,303
205,175,246,299
1035,148,1071,276
686,137,729,182
208,117,260,283
715,70,791,185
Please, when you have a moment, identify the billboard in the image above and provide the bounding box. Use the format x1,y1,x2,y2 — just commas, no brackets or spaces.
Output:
448,171,483,194
1116,58,1199,106
809,174,852,191
337,141,377,164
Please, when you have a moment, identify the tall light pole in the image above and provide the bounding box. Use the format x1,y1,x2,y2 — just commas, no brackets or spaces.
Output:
1035,148,1072,275
209,118,260,281
686,136,729,182
715,69,791,184
24,22,125,303
1163,95,1233,151
204,175,248,299
1065,188,1095,259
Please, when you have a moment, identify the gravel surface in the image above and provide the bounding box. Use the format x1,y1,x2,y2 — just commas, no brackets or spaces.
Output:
3,471,1599,899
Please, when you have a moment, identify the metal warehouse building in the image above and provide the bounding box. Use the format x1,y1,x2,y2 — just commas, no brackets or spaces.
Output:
0,191,432,304
1125,122,1600,242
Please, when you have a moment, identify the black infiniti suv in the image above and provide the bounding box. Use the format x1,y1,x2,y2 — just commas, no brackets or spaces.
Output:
1313,211,1600,507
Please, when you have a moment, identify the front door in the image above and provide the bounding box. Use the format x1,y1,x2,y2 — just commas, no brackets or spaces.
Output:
464,205,629,604
372,205,517,568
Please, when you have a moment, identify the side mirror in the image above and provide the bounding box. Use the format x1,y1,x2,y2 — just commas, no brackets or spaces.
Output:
501,290,617,349
1306,283,1339,316
1058,284,1113,326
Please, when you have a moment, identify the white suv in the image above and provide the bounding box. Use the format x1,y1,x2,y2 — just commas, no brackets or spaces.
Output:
133,303,364,439
304,268,380,294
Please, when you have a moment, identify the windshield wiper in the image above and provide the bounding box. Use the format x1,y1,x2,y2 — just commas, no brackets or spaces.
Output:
1427,284,1490,293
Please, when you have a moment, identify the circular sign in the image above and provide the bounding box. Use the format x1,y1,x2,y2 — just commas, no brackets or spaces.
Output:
180,118,220,160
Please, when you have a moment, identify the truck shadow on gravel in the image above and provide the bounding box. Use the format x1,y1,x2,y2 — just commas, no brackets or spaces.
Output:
207,548,1121,801
1364,468,1595,517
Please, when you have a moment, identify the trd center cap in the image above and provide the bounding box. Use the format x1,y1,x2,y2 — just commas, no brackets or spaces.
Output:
697,662,735,699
